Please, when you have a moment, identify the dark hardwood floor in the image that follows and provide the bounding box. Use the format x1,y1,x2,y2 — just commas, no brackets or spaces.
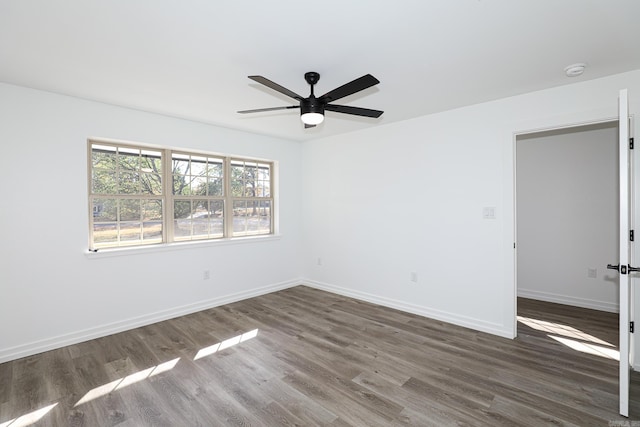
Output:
1,286,639,426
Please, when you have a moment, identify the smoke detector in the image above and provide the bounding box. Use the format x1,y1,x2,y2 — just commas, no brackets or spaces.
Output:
564,63,587,77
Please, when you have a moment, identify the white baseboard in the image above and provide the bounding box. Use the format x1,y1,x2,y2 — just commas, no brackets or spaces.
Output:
302,279,514,339
517,288,619,313
0,278,301,364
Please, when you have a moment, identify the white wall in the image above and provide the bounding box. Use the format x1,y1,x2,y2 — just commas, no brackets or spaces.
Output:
0,83,303,363
301,69,640,340
2,70,640,365
516,123,619,312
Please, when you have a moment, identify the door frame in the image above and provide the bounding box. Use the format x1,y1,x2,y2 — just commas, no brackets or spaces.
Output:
512,116,620,334
512,111,637,415
619,88,631,416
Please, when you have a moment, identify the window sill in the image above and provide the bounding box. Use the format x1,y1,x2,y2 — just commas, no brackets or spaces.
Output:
85,234,282,259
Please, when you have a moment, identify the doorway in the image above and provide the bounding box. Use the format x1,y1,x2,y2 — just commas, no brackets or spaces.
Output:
515,120,619,314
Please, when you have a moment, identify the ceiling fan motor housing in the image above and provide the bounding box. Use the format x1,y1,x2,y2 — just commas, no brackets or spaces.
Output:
300,95,324,115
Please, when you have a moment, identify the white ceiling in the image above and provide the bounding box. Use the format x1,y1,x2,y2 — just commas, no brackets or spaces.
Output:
1,1,639,142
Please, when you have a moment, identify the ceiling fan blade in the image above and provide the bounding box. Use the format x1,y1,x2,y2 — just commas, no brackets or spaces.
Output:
237,105,299,114
319,74,380,103
248,76,304,100
324,104,383,118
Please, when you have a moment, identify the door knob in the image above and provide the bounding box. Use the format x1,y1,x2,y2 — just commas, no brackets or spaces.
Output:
607,264,640,274
608,264,627,274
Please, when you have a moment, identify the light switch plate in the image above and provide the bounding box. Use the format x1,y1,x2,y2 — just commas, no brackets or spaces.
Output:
483,207,496,219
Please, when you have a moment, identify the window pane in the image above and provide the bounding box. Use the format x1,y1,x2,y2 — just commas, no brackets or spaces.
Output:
93,198,117,221
140,172,162,195
141,150,162,173
192,199,210,238
174,199,224,240
120,222,142,242
233,200,271,236
256,179,269,197
174,200,192,239
172,154,190,175
142,200,162,219
231,162,245,197
207,177,223,196
258,163,270,180
244,165,257,197
142,223,162,242
233,200,249,235
210,200,224,237
119,199,140,221
190,156,207,176
174,200,191,220
93,170,117,194
92,145,117,169
91,145,164,199
93,223,118,245
119,171,139,194
93,198,118,246
231,160,270,198
142,200,163,242
207,160,223,177
173,174,191,195
118,148,140,170
191,176,207,195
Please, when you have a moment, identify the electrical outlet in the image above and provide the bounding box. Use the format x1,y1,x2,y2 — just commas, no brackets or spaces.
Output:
203,270,210,280
410,272,418,283
587,268,597,279
317,257,323,266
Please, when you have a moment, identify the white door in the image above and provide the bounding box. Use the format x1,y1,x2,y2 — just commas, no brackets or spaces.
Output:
616,88,632,417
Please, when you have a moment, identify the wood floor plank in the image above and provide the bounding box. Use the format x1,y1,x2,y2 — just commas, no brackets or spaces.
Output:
488,395,582,427
1,286,639,426
0,361,12,406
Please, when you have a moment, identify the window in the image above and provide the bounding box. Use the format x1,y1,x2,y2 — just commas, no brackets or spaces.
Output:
230,159,272,237
88,140,274,250
172,153,225,241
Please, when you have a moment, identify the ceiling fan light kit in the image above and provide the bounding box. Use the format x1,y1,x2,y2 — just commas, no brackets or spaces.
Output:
238,71,383,128
301,112,324,125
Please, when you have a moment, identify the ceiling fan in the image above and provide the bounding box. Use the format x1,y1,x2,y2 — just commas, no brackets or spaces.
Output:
238,72,383,128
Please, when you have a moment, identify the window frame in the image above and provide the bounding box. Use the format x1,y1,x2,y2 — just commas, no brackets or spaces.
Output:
228,158,275,238
88,139,275,251
169,151,227,242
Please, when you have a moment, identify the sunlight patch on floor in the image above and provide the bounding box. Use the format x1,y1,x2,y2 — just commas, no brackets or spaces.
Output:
0,403,58,427
74,357,180,407
518,315,619,360
548,335,619,360
73,328,259,408
194,328,259,360
517,315,615,347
